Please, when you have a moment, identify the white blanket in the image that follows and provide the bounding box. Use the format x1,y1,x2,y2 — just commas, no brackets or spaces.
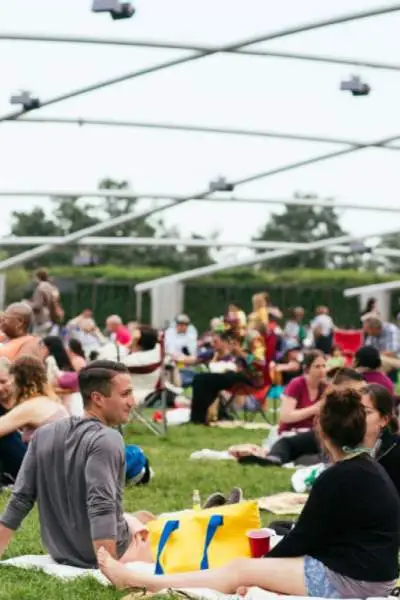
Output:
0,554,154,585
0,554,391,600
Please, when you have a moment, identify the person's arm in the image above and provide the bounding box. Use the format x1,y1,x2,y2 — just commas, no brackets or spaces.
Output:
279,394,321,425
382,325,400,356
279,379,321,425
269,468,337,558
93,328,107,344
85,430,125,559
30,286,46,311
0,525,14,558
0,403,34,438
276,360,300,373
0,437,38,556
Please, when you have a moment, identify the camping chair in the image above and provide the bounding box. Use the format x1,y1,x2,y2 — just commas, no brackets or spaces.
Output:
128,336,171,436
333,329,363,366
219,331,279,423
220,381,270,423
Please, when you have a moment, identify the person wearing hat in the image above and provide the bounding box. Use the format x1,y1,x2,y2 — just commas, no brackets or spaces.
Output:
354,346,394,394
164,314,197,362
165,315,198,388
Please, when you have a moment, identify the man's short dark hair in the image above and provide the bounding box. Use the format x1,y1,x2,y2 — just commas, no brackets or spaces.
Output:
78,360,129,408
331,367,364,385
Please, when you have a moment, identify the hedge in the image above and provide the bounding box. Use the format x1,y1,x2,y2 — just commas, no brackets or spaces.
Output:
28,264,400,286
4,265,400,331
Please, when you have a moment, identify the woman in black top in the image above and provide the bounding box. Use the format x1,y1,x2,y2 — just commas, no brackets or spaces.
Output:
98,387,400,598
363,383,400,496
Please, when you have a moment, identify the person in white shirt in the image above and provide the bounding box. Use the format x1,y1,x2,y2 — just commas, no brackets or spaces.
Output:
123,327,162,405
310,306,335,355
164,314,197,361
164,314,198,388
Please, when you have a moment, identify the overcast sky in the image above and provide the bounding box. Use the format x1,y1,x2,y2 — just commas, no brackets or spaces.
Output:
1,0,400,260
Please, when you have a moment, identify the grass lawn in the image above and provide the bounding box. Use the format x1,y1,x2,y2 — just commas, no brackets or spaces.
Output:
0,422,293,600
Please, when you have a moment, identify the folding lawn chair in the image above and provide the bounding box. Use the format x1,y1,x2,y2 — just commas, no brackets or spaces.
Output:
128,334,172,436
219,330,279,423
333,329,363,365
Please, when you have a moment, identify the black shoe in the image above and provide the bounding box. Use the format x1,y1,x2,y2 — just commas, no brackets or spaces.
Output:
269,520,294,536
202,492,226,509
226,486,244,504
238,455,283,466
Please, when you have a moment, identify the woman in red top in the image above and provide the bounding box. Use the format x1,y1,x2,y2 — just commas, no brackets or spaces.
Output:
279,350,327,434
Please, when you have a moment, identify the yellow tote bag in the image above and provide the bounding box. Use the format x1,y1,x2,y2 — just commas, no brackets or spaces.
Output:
148,500,260,574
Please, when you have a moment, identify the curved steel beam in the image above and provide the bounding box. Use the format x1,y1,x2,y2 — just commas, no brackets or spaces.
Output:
2,31,400,72
13,116,400,151
1,4,399,125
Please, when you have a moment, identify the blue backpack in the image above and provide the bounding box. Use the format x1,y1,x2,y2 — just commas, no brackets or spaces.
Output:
125,444,151,485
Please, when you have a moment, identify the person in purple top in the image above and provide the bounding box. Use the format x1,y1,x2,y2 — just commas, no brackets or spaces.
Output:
354,346,394,395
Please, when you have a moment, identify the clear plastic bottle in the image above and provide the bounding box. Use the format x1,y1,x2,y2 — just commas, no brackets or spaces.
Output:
192,489,201,510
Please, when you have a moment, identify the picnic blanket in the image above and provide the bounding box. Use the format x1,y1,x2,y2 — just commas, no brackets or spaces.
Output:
0,554,154,585
258,492,308,515
211,421,272,430
0,555,390,600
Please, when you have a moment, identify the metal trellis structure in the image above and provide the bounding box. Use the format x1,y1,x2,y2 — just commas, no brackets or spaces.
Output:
1,2,399,319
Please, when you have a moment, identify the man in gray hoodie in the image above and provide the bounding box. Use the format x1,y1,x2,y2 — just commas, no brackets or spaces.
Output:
0,360,151,568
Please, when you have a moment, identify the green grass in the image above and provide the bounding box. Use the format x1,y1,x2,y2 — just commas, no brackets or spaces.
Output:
0,423,293,600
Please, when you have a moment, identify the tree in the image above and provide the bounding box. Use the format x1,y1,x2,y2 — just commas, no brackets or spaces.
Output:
9,179,213,270
253,193,359,270
375,233,400,273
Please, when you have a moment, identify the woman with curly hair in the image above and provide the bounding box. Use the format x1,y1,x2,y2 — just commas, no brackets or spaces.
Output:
0,355,68,443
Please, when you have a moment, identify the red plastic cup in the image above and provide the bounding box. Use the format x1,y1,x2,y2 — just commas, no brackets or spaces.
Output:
247,528,275,558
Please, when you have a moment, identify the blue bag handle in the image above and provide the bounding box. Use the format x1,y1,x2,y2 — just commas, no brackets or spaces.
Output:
200,515,224,570
155,520,179,575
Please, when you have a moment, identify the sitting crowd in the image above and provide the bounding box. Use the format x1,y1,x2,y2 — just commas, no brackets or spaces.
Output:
1,276,400,599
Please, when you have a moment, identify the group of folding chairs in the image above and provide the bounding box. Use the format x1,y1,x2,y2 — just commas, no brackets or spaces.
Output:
128,327,286,435
127,327,368,436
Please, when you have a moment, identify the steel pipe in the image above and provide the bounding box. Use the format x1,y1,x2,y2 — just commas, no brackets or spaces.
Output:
0,190,398,213
135,226,400,291
12,116,400,152
1,4,399,126
2,31,400,72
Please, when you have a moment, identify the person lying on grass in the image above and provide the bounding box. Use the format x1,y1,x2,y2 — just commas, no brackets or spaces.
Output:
0,360,155,568
98,387,400,599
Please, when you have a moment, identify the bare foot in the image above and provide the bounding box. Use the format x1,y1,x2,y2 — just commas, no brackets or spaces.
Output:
236,586,249,597
97,547,135,589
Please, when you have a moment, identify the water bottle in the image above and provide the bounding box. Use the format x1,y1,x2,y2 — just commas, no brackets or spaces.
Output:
192,489,201,510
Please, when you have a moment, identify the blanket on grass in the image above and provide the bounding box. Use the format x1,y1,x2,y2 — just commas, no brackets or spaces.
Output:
0,554,391,600
258,492,308,515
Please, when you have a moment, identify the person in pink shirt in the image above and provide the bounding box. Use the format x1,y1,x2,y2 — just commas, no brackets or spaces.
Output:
106,315,132,347
279,350,327,434
354,346,395,395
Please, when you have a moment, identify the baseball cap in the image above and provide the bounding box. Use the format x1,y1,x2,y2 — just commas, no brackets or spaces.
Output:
176,314,190,325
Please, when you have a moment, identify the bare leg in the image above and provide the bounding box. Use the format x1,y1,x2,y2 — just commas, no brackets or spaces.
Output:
120,513,156,564
130,511,156,525
98,549,306,595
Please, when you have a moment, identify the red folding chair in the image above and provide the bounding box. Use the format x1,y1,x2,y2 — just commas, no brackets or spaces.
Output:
333,329,363,366
221,330,279,422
